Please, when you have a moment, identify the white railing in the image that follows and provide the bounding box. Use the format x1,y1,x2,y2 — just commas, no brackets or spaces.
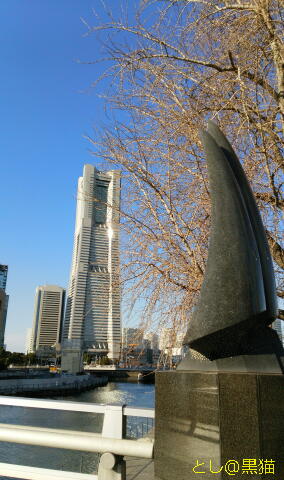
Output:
0,396,154,480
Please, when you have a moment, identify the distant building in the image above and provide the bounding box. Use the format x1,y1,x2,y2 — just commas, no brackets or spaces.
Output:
159,328,173,352
121,328,155,367
143,332,159,351
158,328,185,366
122,328,143,349
272,318,283,346
25,328,33,354
0,290,8,349
31,285,65,354
171,333,185,363
159,328,185,351
0,265,8,291
0,264,9,348
62,165,121,372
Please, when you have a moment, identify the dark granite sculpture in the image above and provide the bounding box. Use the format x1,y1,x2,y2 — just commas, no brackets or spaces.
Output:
183,121,283,362
155,122,284,480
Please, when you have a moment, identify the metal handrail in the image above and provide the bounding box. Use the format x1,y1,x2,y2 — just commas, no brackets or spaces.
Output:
0,395,155,479
0,395,154,417
0,423,153,458
124,406,155,418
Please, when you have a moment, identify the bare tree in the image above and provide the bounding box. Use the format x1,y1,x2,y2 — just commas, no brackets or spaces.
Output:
84,0,284,336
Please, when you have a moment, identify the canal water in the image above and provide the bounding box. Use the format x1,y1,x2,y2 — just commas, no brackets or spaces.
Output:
0,381,155,478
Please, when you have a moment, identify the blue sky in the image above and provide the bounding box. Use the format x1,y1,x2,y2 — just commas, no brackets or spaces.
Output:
1,1,282,352
0,0,129,351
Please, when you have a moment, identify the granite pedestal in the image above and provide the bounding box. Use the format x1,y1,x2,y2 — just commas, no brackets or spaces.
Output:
155,370,284,480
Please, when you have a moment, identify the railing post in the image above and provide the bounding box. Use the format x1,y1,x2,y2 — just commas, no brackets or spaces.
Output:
102,405,126,439
98,452,126,480
98,405,126,480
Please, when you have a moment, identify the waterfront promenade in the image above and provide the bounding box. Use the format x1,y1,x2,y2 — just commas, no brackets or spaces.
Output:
126,457,154,479
0,374,107,396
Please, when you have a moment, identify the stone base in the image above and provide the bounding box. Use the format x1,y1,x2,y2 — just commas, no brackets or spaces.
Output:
155,371,284,480
61,349,83,374
178,353,284,373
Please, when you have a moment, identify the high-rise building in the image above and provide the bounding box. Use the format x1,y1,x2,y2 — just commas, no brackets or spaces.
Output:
0,291,8,349
0,265,8,291
0,264,9,348
25,328,33,354
31,285,65,353
62,165,121,371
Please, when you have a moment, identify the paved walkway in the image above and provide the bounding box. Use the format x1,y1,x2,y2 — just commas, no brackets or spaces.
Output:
126,458,154,480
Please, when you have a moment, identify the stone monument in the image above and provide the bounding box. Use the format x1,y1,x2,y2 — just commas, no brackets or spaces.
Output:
155,122,284,480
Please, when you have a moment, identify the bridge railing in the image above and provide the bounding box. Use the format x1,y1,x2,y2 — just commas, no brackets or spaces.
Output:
0,396,154,480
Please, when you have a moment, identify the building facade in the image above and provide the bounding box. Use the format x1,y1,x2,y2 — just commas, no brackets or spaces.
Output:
0,290,8,349
25,328,33,354
62,165,121,371
122,328,143,349
0,265,8,291
272,318,283,346
0,264,9,348
31,285,65,353
143,332,159,351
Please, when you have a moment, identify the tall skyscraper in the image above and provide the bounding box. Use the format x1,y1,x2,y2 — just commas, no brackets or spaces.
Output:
0,264,9,348
31,285,65,353
62,165,121,371
0,291,8,349
0,265,8,291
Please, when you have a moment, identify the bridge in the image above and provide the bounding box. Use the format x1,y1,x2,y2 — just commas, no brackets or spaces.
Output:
84,366,156,372
84,366,156,383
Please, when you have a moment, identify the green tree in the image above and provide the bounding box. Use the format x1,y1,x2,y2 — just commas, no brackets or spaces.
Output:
99,356,112,366
83,353,92,364
25,353,37,365
0,348,9,370
8,352,26,365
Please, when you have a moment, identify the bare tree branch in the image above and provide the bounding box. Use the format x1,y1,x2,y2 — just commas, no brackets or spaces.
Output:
266,231,284,270
84,0,284,335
